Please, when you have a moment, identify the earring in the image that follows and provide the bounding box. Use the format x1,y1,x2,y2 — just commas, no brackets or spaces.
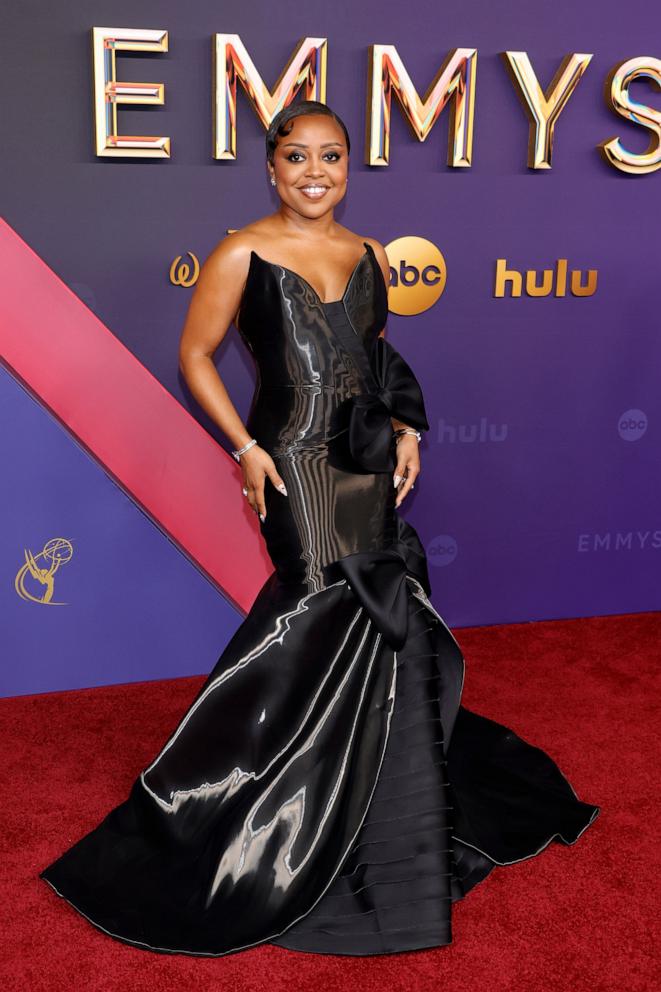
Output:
270,176,276,186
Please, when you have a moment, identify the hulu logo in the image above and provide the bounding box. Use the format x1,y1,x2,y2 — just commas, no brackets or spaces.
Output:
494,259,597,297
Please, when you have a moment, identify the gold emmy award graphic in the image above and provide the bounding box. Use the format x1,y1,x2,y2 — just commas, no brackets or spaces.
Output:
14,538,74,605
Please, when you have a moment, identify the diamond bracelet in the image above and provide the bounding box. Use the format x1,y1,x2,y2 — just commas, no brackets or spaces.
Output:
393,428,422,443
231,438,258,461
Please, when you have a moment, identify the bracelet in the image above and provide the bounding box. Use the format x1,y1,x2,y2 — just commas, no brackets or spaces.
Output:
393,428,422,443
231,438,258,461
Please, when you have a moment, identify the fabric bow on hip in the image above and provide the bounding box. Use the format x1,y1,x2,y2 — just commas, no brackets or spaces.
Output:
323,516,431,651
348,336,430,473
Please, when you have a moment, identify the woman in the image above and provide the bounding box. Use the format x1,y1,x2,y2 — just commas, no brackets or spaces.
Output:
39,100,600,957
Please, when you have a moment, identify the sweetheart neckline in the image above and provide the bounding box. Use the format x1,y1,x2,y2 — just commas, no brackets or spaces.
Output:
250,240,374,307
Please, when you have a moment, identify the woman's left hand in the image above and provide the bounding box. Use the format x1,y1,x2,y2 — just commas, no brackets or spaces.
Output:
393,435,420,508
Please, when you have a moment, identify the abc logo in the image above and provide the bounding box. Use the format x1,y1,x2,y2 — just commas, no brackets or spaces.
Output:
617,409,647,441
385,236,447,316
427,535,458,567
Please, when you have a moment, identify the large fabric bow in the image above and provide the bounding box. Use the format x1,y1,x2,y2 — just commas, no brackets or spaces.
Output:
348,336,430,473
322,515,431,651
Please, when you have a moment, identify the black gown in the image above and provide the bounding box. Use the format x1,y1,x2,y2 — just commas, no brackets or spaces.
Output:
39,240,600,956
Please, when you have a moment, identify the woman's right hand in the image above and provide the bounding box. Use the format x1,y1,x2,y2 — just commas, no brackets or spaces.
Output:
239,445,288,521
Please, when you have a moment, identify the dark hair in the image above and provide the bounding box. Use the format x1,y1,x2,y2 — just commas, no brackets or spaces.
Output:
265,100,351,165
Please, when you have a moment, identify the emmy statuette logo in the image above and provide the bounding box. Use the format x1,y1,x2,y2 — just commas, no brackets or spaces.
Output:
14,538,74,605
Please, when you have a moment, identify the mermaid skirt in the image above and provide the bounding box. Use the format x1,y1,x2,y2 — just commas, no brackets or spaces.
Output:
39,546,600,956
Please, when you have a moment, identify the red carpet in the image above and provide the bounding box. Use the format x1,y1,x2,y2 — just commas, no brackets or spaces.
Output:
2,610,657,991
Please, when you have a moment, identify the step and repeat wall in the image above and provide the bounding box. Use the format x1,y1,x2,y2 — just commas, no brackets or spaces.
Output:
1,1,659,695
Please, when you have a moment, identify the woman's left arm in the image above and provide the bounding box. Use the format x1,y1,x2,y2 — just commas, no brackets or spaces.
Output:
368,240,422,507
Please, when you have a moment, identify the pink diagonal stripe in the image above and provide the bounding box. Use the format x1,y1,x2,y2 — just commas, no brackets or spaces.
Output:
0,217,272,612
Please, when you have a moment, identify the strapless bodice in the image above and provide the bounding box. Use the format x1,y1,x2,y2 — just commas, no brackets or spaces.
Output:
235,242,389,454
236,241,388,388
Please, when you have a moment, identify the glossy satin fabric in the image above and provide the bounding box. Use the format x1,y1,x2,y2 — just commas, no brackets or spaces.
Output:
39,241,600,956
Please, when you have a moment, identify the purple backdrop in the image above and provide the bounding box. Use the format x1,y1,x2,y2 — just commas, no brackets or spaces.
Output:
1,1,659,696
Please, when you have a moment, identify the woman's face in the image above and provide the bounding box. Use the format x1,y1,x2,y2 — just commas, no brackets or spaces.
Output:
268,114,348,216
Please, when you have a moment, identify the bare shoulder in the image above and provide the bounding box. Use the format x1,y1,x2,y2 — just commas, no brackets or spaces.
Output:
361,235,391,289
200,221,271,286
181,220,275,350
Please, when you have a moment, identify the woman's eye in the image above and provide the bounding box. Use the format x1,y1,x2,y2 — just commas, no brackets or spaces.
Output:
286,152,341,162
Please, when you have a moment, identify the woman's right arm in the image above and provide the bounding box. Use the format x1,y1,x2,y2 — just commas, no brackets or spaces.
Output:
178,238,287,521
178,237,252,451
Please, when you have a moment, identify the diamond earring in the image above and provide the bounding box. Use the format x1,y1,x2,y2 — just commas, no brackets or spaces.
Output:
270,176,276,186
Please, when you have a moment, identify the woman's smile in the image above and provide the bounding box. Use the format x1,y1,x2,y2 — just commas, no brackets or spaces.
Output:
297,184,330,199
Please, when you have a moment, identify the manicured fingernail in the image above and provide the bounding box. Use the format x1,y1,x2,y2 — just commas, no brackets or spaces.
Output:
393,475,402,488
277,483,288,495
259,513,265,522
